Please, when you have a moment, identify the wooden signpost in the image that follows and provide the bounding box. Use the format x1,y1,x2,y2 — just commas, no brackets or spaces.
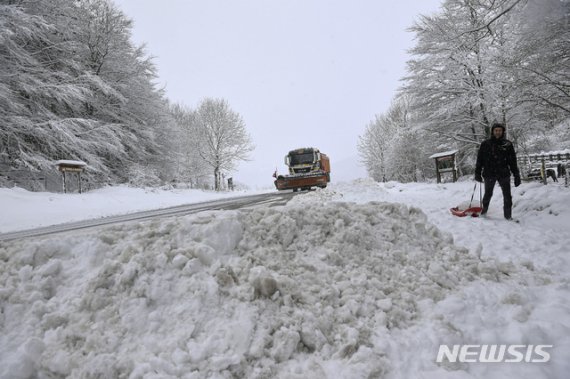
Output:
429,150,458,184
55,160,86,193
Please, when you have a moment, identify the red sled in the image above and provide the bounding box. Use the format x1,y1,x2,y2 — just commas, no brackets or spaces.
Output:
450,206,483,217
451,182,483,217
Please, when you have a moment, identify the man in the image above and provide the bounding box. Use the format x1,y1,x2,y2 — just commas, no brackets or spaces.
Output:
475,122,521,220
558,163,566,179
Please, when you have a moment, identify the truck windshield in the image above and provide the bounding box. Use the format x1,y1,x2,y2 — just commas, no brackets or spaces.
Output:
290,153,314,165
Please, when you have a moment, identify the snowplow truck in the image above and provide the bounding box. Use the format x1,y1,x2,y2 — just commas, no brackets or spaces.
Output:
274,147,330,191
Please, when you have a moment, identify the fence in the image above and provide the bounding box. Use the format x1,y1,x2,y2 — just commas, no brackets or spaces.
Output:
0,168,62,192
517,151,570,186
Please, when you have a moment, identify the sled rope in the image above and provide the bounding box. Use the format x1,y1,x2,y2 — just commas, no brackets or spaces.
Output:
468,182,482,209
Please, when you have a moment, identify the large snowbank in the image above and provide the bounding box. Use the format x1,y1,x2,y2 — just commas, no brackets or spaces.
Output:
1,180,569,378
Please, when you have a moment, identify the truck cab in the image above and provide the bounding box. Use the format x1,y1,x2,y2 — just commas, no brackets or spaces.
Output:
274,147,331,191
285,148,330,175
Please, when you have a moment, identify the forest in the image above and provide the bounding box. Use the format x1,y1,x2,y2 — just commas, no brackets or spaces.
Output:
359,0,569,182
0,0,253,190
1,0,567,189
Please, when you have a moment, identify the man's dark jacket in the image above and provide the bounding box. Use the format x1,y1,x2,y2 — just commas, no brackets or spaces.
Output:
475,137,519,179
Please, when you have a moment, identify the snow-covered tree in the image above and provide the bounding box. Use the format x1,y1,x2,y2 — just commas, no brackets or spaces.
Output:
403,0,514,143
396,0,569,177
73,0,170,179
357,114,394,182
357,98,408,182
506,0,570,129
169,103,211,188
193,98,254,191
0,0,173,185
358,96,432,182
385,129,432,183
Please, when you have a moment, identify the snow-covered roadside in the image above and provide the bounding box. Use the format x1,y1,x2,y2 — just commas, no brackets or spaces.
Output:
0,179,569,378
305,179,570,378
0,186,272,233
326,179,570,274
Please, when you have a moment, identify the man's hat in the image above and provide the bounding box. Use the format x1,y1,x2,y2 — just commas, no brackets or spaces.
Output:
491,122,505,132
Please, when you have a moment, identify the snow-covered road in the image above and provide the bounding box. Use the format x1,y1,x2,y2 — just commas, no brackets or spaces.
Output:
0,191,295,242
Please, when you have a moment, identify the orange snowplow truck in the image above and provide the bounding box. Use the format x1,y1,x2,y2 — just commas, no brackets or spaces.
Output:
274,147,331,191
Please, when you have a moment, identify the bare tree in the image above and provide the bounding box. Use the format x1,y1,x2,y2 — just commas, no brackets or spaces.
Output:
194,98,254,191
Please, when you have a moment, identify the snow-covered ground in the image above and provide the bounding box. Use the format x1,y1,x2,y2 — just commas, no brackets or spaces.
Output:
1,179,569,378
0,186,272,234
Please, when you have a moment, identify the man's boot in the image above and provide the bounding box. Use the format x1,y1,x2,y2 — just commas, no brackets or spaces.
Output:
504,207,512,220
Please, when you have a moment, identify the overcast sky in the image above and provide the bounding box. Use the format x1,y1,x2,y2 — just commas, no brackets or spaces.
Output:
114,0,443,188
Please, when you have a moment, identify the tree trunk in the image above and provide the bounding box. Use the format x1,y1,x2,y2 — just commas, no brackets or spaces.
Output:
214,166,220,191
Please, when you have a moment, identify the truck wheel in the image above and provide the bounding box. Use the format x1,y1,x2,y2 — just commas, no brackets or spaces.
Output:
293,188,299,192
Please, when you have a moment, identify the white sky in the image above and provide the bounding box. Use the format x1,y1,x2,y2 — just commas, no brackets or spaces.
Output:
113,0,443,188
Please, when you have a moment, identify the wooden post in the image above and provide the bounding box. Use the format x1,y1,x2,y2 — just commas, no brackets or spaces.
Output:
541,158,547,185
62,171,67,193
435,159,440,183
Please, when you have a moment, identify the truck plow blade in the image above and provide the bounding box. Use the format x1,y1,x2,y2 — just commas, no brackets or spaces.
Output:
274,172,328,191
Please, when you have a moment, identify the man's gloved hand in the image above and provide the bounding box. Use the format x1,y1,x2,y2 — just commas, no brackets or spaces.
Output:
475,173,483,183
514,175,521,187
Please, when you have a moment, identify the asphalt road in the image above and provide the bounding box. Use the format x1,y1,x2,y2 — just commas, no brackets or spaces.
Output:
0,191,298,242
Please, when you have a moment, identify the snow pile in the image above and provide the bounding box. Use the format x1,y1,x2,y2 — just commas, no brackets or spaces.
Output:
1,179,569,378
233,202,504,377
1,200,509,378
512,181,570,227
286,180,570,378
323,179,570,262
